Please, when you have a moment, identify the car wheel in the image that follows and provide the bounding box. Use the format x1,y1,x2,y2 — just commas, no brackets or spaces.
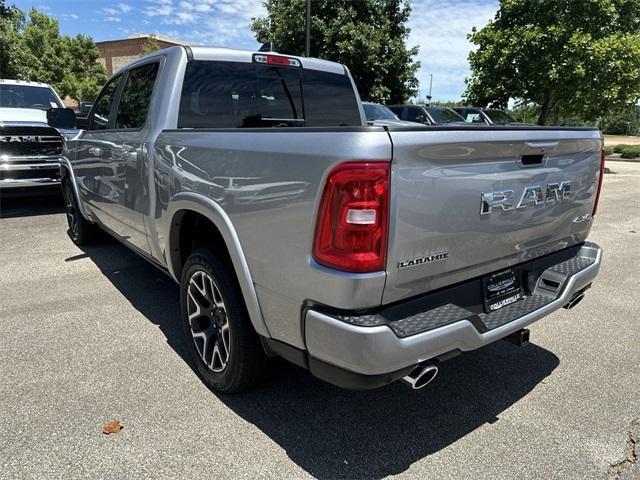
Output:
180,248,266,393
63,179,94,246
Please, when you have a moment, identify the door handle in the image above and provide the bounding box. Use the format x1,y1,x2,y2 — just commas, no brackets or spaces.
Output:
89,147,103,157
124,150,138,161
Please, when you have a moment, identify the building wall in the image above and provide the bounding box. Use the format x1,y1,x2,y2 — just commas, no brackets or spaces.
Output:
96,37,186,77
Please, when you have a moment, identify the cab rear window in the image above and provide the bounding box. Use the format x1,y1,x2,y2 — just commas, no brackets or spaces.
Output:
178,60,361,128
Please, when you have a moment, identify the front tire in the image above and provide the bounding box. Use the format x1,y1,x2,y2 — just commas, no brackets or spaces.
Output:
63,179,95,246
180,248,266,393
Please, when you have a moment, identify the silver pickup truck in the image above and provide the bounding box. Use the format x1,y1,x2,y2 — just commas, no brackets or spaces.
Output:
51,46,604,393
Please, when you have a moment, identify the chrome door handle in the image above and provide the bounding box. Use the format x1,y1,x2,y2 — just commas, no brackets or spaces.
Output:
89,147,103,156
124,150,138,161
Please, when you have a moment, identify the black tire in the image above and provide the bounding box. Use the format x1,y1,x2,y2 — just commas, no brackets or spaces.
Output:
180,248,266,393
62,178,95,246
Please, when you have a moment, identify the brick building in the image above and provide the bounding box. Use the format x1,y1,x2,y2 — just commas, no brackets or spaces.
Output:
96,34,190,76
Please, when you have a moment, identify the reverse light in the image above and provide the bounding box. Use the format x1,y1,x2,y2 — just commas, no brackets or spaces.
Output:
592,149,605,215
313,162,390,273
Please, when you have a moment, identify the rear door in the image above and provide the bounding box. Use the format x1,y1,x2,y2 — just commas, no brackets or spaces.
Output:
382,127,603,304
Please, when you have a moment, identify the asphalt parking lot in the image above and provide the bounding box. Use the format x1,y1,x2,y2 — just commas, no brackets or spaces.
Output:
0,162,639,480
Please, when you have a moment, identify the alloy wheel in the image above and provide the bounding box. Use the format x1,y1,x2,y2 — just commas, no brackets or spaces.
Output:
186,270,231,372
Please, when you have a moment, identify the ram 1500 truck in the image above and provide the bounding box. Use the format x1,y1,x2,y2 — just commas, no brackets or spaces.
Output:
1,79,66,189
51,46,604,393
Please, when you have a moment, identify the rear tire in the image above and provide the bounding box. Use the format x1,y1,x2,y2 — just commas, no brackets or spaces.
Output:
180,248,266,393
63,178,95,246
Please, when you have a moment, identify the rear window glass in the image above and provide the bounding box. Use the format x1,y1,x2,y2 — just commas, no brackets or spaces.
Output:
178,60,361,128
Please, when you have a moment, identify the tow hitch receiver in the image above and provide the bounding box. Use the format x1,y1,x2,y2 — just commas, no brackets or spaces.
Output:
503,328,530,346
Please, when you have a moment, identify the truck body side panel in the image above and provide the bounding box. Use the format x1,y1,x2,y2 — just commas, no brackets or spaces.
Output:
152,129,392,348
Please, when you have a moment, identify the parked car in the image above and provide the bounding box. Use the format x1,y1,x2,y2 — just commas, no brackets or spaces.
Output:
75,101,93,120
452,106,523,125
362,101,418,127
388,104,466,125
51,46,604,393
0,79,65,189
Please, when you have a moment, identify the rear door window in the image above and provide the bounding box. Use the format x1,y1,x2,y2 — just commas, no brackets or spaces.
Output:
178,60,361,128
90,75,122,130
115,62,160,129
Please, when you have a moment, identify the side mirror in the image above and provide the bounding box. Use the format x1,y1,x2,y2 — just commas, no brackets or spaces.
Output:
47,107,77,129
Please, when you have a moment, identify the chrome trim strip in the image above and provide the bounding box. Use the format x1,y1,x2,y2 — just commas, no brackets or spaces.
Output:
0,177,60,188
0,162,61,170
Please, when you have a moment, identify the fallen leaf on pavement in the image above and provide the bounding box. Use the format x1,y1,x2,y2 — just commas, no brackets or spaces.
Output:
102,420,123,434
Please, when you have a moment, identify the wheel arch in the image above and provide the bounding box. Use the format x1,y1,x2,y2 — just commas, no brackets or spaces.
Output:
59,157,91,221
165,192,271,338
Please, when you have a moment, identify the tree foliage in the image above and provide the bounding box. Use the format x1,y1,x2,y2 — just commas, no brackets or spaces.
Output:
0,5,106,102
251,0,420,104
142,34,161,56
464,0,640,125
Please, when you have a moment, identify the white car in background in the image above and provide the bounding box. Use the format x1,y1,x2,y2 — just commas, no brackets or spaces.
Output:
0,79,66,189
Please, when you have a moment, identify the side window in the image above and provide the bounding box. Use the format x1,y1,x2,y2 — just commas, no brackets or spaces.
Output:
90,76,121,130
405,107,425,123
114,62,160,130
388,106,403,118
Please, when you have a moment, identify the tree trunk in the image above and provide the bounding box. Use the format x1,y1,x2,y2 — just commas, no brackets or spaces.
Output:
537,91,552,125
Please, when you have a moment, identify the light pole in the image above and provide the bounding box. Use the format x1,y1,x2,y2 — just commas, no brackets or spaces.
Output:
426,73,433,105
305,0,311,57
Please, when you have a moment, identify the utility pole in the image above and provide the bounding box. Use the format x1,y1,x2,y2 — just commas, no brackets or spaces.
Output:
426,74,433,105
305,0,311,57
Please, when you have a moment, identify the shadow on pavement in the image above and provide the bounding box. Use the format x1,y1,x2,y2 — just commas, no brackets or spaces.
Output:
78,239,559,480
0,187,64,218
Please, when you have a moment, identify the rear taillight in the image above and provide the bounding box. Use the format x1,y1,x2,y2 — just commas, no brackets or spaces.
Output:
313,162,390,273
592,149,605,215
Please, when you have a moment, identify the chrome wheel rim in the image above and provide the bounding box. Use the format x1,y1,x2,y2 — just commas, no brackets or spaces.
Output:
64,184,79,237
186,270,231,372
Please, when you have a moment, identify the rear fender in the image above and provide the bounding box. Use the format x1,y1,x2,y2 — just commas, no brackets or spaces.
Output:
164,192,270,338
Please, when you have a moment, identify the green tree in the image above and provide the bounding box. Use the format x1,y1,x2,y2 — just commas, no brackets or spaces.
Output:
141,34,161,56
251,0,420,103
0,1,25,79
464,0,640,125
1,7,106,102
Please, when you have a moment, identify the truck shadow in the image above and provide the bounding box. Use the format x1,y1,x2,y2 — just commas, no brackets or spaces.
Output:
0,188,64,218
78,239,559,480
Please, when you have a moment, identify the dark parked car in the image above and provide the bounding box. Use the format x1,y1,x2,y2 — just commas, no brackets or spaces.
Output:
362,102,417,126
451,107,522,125
388,104,466,125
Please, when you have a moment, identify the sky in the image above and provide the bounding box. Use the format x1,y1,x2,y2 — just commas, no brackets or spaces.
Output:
10,0,499,101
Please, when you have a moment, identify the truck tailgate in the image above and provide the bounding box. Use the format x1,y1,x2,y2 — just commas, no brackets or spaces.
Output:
383,127,602,304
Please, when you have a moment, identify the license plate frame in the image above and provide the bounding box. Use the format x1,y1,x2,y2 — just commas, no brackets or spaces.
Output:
482,268,523,313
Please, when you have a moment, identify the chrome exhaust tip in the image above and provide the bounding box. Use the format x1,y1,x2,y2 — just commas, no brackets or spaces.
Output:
564,292,585,310
402,363,438,390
